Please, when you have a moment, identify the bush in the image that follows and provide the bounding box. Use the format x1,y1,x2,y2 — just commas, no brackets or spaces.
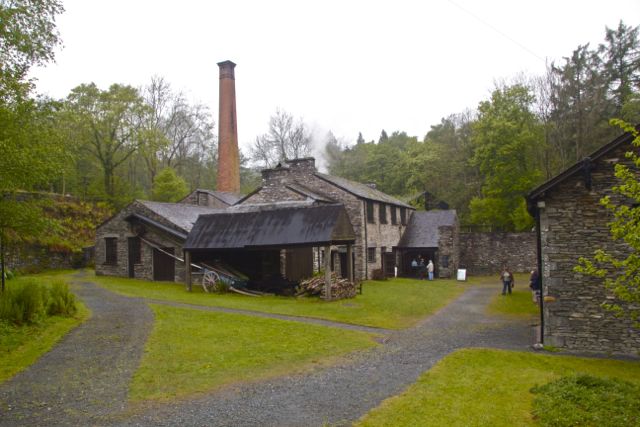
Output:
531,374,640,426
47,280,77,316
0,279,78,325
0,280,48,325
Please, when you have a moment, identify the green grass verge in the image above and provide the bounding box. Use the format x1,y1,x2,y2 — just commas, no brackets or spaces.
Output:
130,304,378,401
487,288,539,317
90,273,467,329
355,348,640,427
0,272,90,383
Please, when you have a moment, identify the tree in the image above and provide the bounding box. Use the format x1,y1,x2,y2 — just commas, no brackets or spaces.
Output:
0,0,64,101
64,83,148,203
378,129,388,143
151,167,188,202
576,122,640,323
0,0,65,291
356,132,365,144
250,109,313,168
469,84,543,231
600,21,640,113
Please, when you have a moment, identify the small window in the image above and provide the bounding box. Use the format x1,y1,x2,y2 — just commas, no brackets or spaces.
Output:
366,201,375,223
367,247,376,263
400,207,407,225
441,255,449,268
379,203,387,224
105,237,118,265
391,207,397,225
129,237,141,264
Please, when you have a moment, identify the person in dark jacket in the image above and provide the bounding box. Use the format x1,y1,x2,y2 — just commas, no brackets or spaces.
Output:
529,270,541,304
500,266,514,295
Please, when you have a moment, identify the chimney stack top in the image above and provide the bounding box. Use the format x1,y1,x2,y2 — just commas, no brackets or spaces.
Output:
218,60,236,80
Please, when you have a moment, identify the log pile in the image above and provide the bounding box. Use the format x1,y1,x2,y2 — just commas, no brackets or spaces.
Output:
296,272,356,300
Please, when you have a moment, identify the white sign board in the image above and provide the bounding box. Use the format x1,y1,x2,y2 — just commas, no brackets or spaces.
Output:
457,269,467,281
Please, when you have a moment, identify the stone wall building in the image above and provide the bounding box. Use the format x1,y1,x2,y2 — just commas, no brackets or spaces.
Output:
459,232,536,275
527,129,640,355
238,158,415,280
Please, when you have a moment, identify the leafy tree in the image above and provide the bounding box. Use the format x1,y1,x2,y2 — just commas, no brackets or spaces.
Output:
151,167,188,202
378,129,388,143
250,109,312,168
64,83,149,203
356,132,365,144
576,121,640,323
0,0,65,291
469,84,543,231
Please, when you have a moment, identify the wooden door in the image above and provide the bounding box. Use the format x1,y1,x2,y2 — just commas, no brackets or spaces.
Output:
153,247,175,281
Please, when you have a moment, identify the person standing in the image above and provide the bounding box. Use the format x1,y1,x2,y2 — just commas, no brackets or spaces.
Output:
418,257,426,280
500,266,513,295
427,259,434,281
411,258,418,278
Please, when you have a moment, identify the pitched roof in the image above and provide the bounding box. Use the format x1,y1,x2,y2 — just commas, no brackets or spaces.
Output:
286,183,336,203
397,210,458,248
184,204,356,250
314,172,413,208
187,189,244,206
138,200,222,233
527,128,638,204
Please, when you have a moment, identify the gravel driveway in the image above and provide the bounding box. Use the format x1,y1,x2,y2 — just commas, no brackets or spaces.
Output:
0,275,154,427
0,279,532,427
122,285,532,427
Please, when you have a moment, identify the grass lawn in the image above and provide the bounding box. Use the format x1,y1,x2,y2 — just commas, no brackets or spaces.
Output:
89,273,468,329
0,272,90,383
130,304,378,401
487,288,539,318
355,348,640,427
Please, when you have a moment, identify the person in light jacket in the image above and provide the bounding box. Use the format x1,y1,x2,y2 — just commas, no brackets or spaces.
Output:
427,260,434,280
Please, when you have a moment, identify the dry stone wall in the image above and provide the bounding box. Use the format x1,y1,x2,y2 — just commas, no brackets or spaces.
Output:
459,232,536,275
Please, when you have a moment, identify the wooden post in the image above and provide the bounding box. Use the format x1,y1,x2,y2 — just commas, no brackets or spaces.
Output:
324,244,332,300
184,250,192,292
347,244,353,283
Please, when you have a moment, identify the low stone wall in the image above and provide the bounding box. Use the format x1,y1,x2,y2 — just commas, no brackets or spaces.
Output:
6,245,93,273
459,232,536,275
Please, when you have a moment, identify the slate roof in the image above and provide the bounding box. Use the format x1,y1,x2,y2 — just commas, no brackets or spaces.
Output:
397,210,457,248
184,204,356,250
138,201,222,233
286,183,336,203
188,189,244,206
314,172,413,208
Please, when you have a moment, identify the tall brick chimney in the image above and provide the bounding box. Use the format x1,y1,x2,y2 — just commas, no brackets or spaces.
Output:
216,60,240,193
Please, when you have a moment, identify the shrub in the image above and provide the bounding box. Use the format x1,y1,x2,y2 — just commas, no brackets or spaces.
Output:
0,279,78,325
531,374,640,426
47,280,77,316
0,279,48,325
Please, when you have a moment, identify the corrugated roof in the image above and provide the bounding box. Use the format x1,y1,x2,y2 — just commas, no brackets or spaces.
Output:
139,201,223,233
314,172,413,208
397,210,457,248
184,204,356,250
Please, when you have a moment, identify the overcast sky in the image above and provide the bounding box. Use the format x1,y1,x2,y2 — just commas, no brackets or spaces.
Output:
32,0,640,162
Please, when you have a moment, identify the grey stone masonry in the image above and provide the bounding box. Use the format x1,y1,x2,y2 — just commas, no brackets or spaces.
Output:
242,158,412,280
437,221,459,278
537,141,640,355
95,201,186,282
459,232,536,275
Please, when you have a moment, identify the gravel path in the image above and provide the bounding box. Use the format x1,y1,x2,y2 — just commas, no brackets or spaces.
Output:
0,279,532,427
0,275,154,427
120,285,533,427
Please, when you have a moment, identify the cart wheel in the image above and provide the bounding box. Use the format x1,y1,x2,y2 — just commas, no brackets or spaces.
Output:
202,270,220,293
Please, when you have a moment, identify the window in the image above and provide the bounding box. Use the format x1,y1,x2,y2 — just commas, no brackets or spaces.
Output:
441,255,450,268
391,206,397,225
400,207,407,225
381,246,387,254
366,201,375,223
367,247,376,263
129,237,141,264
379,203,387,224
105,237,118,265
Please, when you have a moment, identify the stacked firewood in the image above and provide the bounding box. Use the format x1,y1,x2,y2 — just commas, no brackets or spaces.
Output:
296,272,356,300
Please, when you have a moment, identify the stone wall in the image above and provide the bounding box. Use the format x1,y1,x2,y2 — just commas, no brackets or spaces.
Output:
437,220,459,278
538,141,640,355
95,201,186,282
181,190,231,209
459,232,536,275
